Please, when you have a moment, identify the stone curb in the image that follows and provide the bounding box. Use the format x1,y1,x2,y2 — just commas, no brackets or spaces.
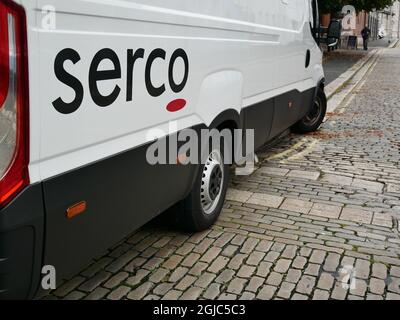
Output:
325,48,378,100
388,39,400,49
325,49,381,116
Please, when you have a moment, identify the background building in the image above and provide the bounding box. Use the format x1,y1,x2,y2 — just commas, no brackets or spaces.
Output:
362,1,400,41
321,1,400,45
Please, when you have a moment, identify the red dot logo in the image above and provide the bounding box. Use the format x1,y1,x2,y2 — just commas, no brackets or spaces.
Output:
166,99,186,112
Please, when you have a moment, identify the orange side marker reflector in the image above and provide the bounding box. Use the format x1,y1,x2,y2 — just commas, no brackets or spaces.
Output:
66,201,87,219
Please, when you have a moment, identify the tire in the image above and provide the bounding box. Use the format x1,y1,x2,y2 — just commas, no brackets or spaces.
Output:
176,136,230,232
292,87,327,134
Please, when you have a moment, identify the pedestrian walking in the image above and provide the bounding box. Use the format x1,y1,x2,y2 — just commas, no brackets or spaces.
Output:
361,26,371,50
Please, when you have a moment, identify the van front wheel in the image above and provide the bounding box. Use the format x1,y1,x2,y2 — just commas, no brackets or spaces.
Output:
178,146,230,232
292,88,327,133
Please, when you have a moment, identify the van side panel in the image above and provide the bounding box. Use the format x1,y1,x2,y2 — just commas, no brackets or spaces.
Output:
32,0,317,181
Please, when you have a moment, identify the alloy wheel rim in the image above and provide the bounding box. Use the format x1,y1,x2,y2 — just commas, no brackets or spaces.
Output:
200,149,224,215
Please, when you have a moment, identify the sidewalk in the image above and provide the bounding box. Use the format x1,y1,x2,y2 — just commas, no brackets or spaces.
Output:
370,38,393,48
323,50,369,85
323,37,395,85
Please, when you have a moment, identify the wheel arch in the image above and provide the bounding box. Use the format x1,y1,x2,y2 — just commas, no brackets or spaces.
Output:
209,108,241,131
195,70,243,127
314,77,326,100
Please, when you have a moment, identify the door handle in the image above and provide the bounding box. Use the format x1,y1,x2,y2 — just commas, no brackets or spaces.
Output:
305,49,311,68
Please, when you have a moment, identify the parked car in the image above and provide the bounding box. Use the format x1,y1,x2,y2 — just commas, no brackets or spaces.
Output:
0,0,326,299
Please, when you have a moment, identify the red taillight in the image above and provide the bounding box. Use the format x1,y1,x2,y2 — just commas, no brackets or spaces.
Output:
0,0,29,208
0,5,9,107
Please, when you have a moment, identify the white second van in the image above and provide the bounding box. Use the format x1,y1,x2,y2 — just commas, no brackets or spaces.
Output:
0,0,325,299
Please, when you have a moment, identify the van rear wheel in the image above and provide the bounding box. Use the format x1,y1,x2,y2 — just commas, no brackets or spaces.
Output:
292,88,327,133
177,143,230,232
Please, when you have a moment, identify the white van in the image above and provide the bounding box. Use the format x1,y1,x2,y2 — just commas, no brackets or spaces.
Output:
0,0,325,299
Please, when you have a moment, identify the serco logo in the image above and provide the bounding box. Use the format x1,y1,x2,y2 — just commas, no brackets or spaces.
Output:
52,47,189,114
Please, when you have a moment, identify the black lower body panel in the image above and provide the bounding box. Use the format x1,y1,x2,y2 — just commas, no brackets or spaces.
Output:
269,87,316,139
41,127,203,283
0,184,44,300
242,98,274,150
242,86,317,148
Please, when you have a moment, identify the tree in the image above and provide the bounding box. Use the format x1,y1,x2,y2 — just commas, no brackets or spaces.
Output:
350,0,394,11
319,0,395,13
320,0,343,14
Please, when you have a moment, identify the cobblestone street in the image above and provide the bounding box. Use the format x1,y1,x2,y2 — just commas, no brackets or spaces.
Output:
46,46,400,300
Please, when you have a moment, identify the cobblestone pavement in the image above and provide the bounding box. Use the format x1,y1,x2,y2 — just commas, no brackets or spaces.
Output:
45,47,400,300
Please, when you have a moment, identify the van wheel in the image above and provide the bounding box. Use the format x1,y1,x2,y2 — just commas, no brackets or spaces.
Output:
178,143,230,232
292,88,327,133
